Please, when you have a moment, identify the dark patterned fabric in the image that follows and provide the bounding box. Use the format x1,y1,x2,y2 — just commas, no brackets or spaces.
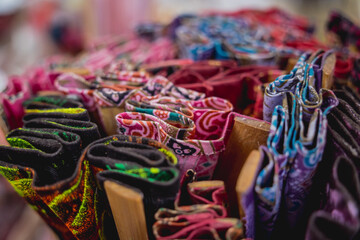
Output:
305,157,360,240
0,96,102,239
86,135,180,237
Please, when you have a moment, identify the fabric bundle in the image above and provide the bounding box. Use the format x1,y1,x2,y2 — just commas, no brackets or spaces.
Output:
55,73,205,135
303,86,360,240
306,156,360,240
0,95,101,239
153,170,245,239
116,96,233,180
85,134,180,236
172,9,321,63
1,6,360,240
168,61,283,118
241,50,339,239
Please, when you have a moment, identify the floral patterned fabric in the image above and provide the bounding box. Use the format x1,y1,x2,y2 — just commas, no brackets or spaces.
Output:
246,50,339,239
116,97,235,180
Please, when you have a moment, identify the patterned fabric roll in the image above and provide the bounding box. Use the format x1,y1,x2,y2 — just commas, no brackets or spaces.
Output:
0,128,99,239
0,96,102,239
86,135,180,236
153,171,245,240
116,97,235,179
305,157,360,240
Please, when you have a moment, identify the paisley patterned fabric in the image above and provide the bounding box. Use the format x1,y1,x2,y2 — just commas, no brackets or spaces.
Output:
168,62,282,119
125,96,233,139
55,73,98,111
55,73,206,135
93,75,205,108
247,51,339,239
116,97,234,179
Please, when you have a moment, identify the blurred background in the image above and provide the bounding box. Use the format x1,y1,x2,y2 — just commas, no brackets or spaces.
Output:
0,0,359,239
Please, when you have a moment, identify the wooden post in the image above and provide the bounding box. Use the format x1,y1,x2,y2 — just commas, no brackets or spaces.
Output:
213,116,269,217
236,150,261,219
104,180,148,240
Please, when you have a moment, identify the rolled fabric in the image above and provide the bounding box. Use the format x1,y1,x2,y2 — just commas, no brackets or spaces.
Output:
305,157,360,240
22,96,100,148
222,40,277,65
327,11,360,51
93,75,205,108
175,170,227,208
254,117,285,239
0,95,103,239
54,73,98,111
153,216,244,240
324,87,360,163
305,211,359,240
168,60,237,81
326,109,360,161
264,51,335,122
176,25,215,61
281,90,337,230
153,171,244,240
116,97,235,179
168,62,281,118
256,52,339,238
85,135,180,235
100,70,151,86
351,57,360,88
124,96,233,140
320,85,360,199
0,76,31,130
24,118,100,148
252,87,337,238
264,53,309,121
23,108,90,123
56,73,205,135
0,128,100,239
23,95,84,109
